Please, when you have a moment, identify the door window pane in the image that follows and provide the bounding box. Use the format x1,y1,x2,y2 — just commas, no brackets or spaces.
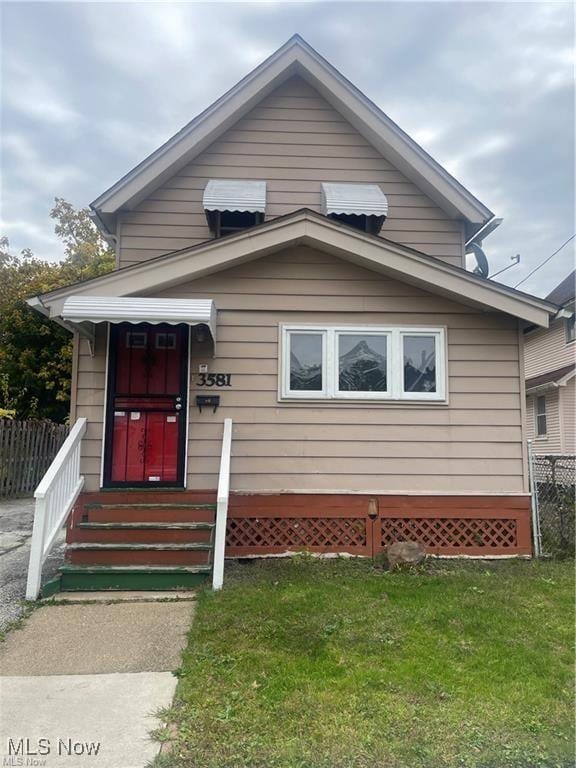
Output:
156,332,176,349
126,331,147,348
289,333,323,391
338,334,387,392
403,335,437,393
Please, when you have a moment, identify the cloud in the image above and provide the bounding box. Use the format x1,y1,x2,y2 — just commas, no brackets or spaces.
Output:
0,1,573,291
2,133,87,192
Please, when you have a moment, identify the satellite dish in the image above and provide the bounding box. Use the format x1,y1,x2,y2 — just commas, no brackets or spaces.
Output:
468,242,489,278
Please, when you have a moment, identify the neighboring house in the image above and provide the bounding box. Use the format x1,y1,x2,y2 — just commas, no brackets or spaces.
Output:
525,271,576,455
28,36,562,593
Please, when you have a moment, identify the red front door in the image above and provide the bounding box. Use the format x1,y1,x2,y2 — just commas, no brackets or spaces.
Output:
104,323,189,486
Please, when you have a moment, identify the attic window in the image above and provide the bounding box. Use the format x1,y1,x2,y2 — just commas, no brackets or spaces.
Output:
321,183,388,234
203,179,266,238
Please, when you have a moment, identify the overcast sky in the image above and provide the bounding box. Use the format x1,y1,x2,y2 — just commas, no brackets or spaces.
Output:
1,1,574,296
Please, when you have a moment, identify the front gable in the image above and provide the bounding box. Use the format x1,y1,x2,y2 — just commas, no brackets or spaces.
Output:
119,76,465,269
32,210,557,330
92,35,494,262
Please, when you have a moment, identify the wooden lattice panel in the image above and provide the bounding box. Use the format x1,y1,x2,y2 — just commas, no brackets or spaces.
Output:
226,516,367,550
380,517,518,550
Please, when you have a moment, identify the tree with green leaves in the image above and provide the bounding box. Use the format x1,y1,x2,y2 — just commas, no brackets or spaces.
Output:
0,199,114,422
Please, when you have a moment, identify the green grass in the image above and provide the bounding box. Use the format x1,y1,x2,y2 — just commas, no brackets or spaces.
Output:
157,557,575,768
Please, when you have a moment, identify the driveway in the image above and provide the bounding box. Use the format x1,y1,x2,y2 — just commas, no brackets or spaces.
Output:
0,497,65,632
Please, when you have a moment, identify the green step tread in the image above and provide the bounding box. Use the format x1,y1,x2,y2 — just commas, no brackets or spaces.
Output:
77,522,214,530
68,542,212,551
59,564,211,573
49,564,211,594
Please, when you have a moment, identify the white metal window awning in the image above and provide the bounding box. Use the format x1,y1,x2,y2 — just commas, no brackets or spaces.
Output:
203,179,267,213
321,183,388,218
61,296,217,346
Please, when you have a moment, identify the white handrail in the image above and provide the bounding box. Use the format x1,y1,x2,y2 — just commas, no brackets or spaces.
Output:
212,418,232,590
26,417,87,600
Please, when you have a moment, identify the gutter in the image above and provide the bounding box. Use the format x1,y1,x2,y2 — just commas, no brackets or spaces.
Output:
27,295,50,317
554,307,573,320
89,206,117,247
465,216,503,249
526,381,564,395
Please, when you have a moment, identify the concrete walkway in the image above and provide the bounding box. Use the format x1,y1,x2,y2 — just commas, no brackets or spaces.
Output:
0,598,195,767
0,497,65,631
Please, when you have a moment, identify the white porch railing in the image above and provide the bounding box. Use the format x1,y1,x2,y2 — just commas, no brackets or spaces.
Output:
212,418,232,591
26,417,87,600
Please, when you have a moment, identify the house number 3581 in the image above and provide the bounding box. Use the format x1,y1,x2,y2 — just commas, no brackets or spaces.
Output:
196,373,232,387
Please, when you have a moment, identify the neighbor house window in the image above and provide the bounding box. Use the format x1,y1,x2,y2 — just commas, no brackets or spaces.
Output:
281,326,446,401
535,395,547,437
565,315,575,343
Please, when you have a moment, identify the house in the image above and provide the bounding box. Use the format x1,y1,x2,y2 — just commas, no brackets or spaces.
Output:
524,270,575,455
27,36,563,594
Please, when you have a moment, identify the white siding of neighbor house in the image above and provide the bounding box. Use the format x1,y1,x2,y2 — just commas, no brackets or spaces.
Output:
526,388,562,454
117,77,465,269
562,377,576,454
524,317,576,378
73,247,527,495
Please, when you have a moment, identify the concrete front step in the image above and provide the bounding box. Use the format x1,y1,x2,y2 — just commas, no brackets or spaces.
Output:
72,521,214,545
44,565,211,594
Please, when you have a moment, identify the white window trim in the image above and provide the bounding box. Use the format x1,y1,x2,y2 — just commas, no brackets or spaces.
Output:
279,325,447,402
535,394,547,437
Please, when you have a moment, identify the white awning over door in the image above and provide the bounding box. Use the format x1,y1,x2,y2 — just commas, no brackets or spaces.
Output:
61,296,217,339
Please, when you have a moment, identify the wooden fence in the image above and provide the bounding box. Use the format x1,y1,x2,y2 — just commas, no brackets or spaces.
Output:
0,420,69,499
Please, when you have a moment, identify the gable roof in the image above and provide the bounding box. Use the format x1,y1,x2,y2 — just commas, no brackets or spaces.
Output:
91,35,494,240
31,209,556,328
526,363,576,393
546,269,575,308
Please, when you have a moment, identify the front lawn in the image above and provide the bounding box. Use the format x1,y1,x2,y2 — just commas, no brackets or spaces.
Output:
156,557,574,768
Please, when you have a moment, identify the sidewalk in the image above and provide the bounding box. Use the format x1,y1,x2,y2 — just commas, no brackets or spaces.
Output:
0,597,195,768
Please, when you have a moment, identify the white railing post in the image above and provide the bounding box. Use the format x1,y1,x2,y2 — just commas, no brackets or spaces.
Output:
25,497,48,602
527,440,542,557
212,418,232,591
25,417,87,600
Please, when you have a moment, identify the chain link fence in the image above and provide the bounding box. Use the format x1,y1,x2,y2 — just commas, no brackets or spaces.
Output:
530,453,575,558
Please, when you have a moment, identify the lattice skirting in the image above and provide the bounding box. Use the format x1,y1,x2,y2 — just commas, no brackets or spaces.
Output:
225,494,533,557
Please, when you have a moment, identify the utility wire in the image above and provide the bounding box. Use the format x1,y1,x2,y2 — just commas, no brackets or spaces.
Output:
514,233,576,288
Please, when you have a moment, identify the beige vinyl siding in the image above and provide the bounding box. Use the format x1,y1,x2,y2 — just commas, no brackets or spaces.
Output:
162,246,521,494
76,248,525,492
524,317,576,378
76,326,107,489
118,77,465,269
526,389,562,454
